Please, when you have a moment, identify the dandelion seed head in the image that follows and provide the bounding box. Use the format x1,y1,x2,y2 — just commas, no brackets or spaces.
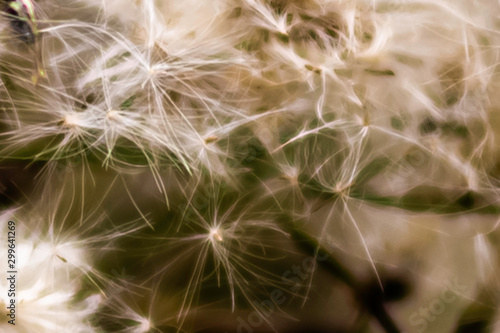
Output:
137,317,152,332
61,113,83,128
333,180,353,195
280,165,299,186
50,241,88,269
209,225,224,243
147,62,169,76
204,135,219,145
106,109,120,121
1,0,499,331
0,232,100,332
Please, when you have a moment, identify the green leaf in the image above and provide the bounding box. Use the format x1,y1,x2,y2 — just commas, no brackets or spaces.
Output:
353,157,391,187
120,95,136,110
